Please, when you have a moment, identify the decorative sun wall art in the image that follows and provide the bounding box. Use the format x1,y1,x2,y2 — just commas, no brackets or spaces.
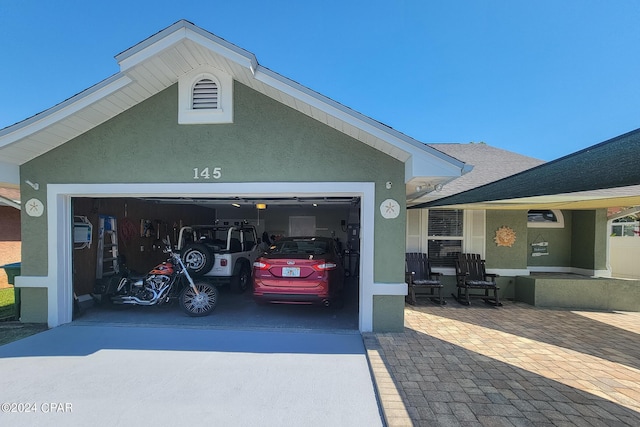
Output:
494,226,517,247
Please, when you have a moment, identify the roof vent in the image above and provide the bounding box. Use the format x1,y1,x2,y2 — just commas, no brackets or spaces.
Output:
192,79,218,109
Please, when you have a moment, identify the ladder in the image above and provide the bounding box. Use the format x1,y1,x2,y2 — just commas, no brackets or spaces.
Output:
96,215,120,279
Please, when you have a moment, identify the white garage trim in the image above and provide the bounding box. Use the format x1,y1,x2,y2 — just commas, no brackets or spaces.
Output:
23,181,387,332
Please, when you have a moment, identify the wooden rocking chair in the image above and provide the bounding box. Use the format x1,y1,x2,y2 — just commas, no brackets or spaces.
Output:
454,253,501,306
405,253,445,305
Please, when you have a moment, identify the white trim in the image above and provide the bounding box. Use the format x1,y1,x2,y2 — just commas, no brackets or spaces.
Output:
14,276,49,288
487,268,530,276
116,22,258,73
0,195,20,210
527,266,572,273
372,282,407,295
23,181,386,332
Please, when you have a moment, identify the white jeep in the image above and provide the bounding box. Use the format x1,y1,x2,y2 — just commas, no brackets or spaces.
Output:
176,223,261,293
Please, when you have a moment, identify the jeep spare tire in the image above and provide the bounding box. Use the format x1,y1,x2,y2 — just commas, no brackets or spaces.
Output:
181,243,214,277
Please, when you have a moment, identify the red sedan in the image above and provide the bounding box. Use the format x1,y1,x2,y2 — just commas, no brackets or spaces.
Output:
252,237,345,307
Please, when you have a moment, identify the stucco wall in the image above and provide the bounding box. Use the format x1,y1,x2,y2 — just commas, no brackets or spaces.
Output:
571,209,608,271
485,210,528,269
527,210,573,267
19,81,407,331
515,275,640,311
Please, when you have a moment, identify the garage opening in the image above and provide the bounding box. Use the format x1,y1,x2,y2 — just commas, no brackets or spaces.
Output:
71,195,361,331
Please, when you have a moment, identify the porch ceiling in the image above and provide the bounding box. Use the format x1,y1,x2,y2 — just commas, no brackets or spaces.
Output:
433,185,640,210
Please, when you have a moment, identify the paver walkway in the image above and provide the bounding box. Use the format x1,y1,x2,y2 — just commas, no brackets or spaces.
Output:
364,301,640,426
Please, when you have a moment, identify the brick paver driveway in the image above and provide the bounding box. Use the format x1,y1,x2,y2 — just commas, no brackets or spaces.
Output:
364,301,640,426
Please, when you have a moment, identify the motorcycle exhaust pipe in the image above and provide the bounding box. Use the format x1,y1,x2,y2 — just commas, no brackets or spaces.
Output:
111,296,157,305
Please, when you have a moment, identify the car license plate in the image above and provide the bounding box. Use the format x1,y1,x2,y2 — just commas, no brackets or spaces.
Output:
282,267,300,277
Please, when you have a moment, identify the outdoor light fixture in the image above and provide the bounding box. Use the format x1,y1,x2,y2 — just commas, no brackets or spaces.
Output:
256,203,267,210
231,203,241,208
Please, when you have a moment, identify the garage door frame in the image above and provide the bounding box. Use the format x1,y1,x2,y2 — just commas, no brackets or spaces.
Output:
16,181,407,332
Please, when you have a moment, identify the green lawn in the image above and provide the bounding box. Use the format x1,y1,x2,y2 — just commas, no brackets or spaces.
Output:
0,287,16,320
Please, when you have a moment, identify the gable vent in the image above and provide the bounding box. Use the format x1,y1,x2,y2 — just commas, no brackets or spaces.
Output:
192,79,218,109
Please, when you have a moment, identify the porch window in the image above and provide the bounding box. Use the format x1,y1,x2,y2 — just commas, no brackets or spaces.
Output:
427,209,463,267
528,209,564,228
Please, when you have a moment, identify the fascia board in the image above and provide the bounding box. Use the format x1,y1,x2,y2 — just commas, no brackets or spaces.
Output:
116,21,258,74
0,74,133,150
0,195,20,210
116,28,189,71
255,65,466,169
405,150,470,183
183,26,258,73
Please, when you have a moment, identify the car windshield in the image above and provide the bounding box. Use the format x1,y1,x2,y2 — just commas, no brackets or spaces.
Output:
270,239,328,255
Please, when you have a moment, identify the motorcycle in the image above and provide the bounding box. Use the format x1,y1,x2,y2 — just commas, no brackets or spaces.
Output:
96,237,218,317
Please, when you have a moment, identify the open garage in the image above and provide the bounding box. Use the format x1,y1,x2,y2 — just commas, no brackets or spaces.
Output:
0,20,466,332
72,194,362,331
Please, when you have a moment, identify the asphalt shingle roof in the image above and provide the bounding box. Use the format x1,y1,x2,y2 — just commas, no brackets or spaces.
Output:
424,143,545,200
414,127,640,209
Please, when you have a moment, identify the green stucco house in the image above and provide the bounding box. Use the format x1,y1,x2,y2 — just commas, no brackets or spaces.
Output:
2,21,638,332
0,20,469,332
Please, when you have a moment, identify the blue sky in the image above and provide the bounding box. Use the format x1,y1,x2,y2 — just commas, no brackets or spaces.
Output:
1,0,639,161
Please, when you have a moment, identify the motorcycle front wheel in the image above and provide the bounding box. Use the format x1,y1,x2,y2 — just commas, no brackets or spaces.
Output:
180,282,218,317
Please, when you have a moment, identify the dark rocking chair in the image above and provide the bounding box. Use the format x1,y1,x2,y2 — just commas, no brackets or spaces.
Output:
454,253,501,306
405,253,445,305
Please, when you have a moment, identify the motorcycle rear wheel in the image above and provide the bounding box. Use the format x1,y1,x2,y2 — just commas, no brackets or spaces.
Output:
180,282,218,317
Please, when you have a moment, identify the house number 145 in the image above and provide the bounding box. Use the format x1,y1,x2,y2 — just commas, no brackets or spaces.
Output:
193,167,222,179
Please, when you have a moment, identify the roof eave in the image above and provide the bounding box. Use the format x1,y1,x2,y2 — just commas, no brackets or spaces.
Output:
0,73,133,154
115,20,258,74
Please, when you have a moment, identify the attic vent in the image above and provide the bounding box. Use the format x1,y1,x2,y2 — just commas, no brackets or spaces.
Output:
178,67,232,124
192,79,218,109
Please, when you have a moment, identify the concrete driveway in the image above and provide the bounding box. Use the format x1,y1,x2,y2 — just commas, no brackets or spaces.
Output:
0,325,382,427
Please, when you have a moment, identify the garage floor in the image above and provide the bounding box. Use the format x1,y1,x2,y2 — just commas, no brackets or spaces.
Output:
75,277,360,331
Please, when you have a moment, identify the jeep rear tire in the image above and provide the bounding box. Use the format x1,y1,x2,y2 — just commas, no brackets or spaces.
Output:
230,262,250,294
181,243,214,277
